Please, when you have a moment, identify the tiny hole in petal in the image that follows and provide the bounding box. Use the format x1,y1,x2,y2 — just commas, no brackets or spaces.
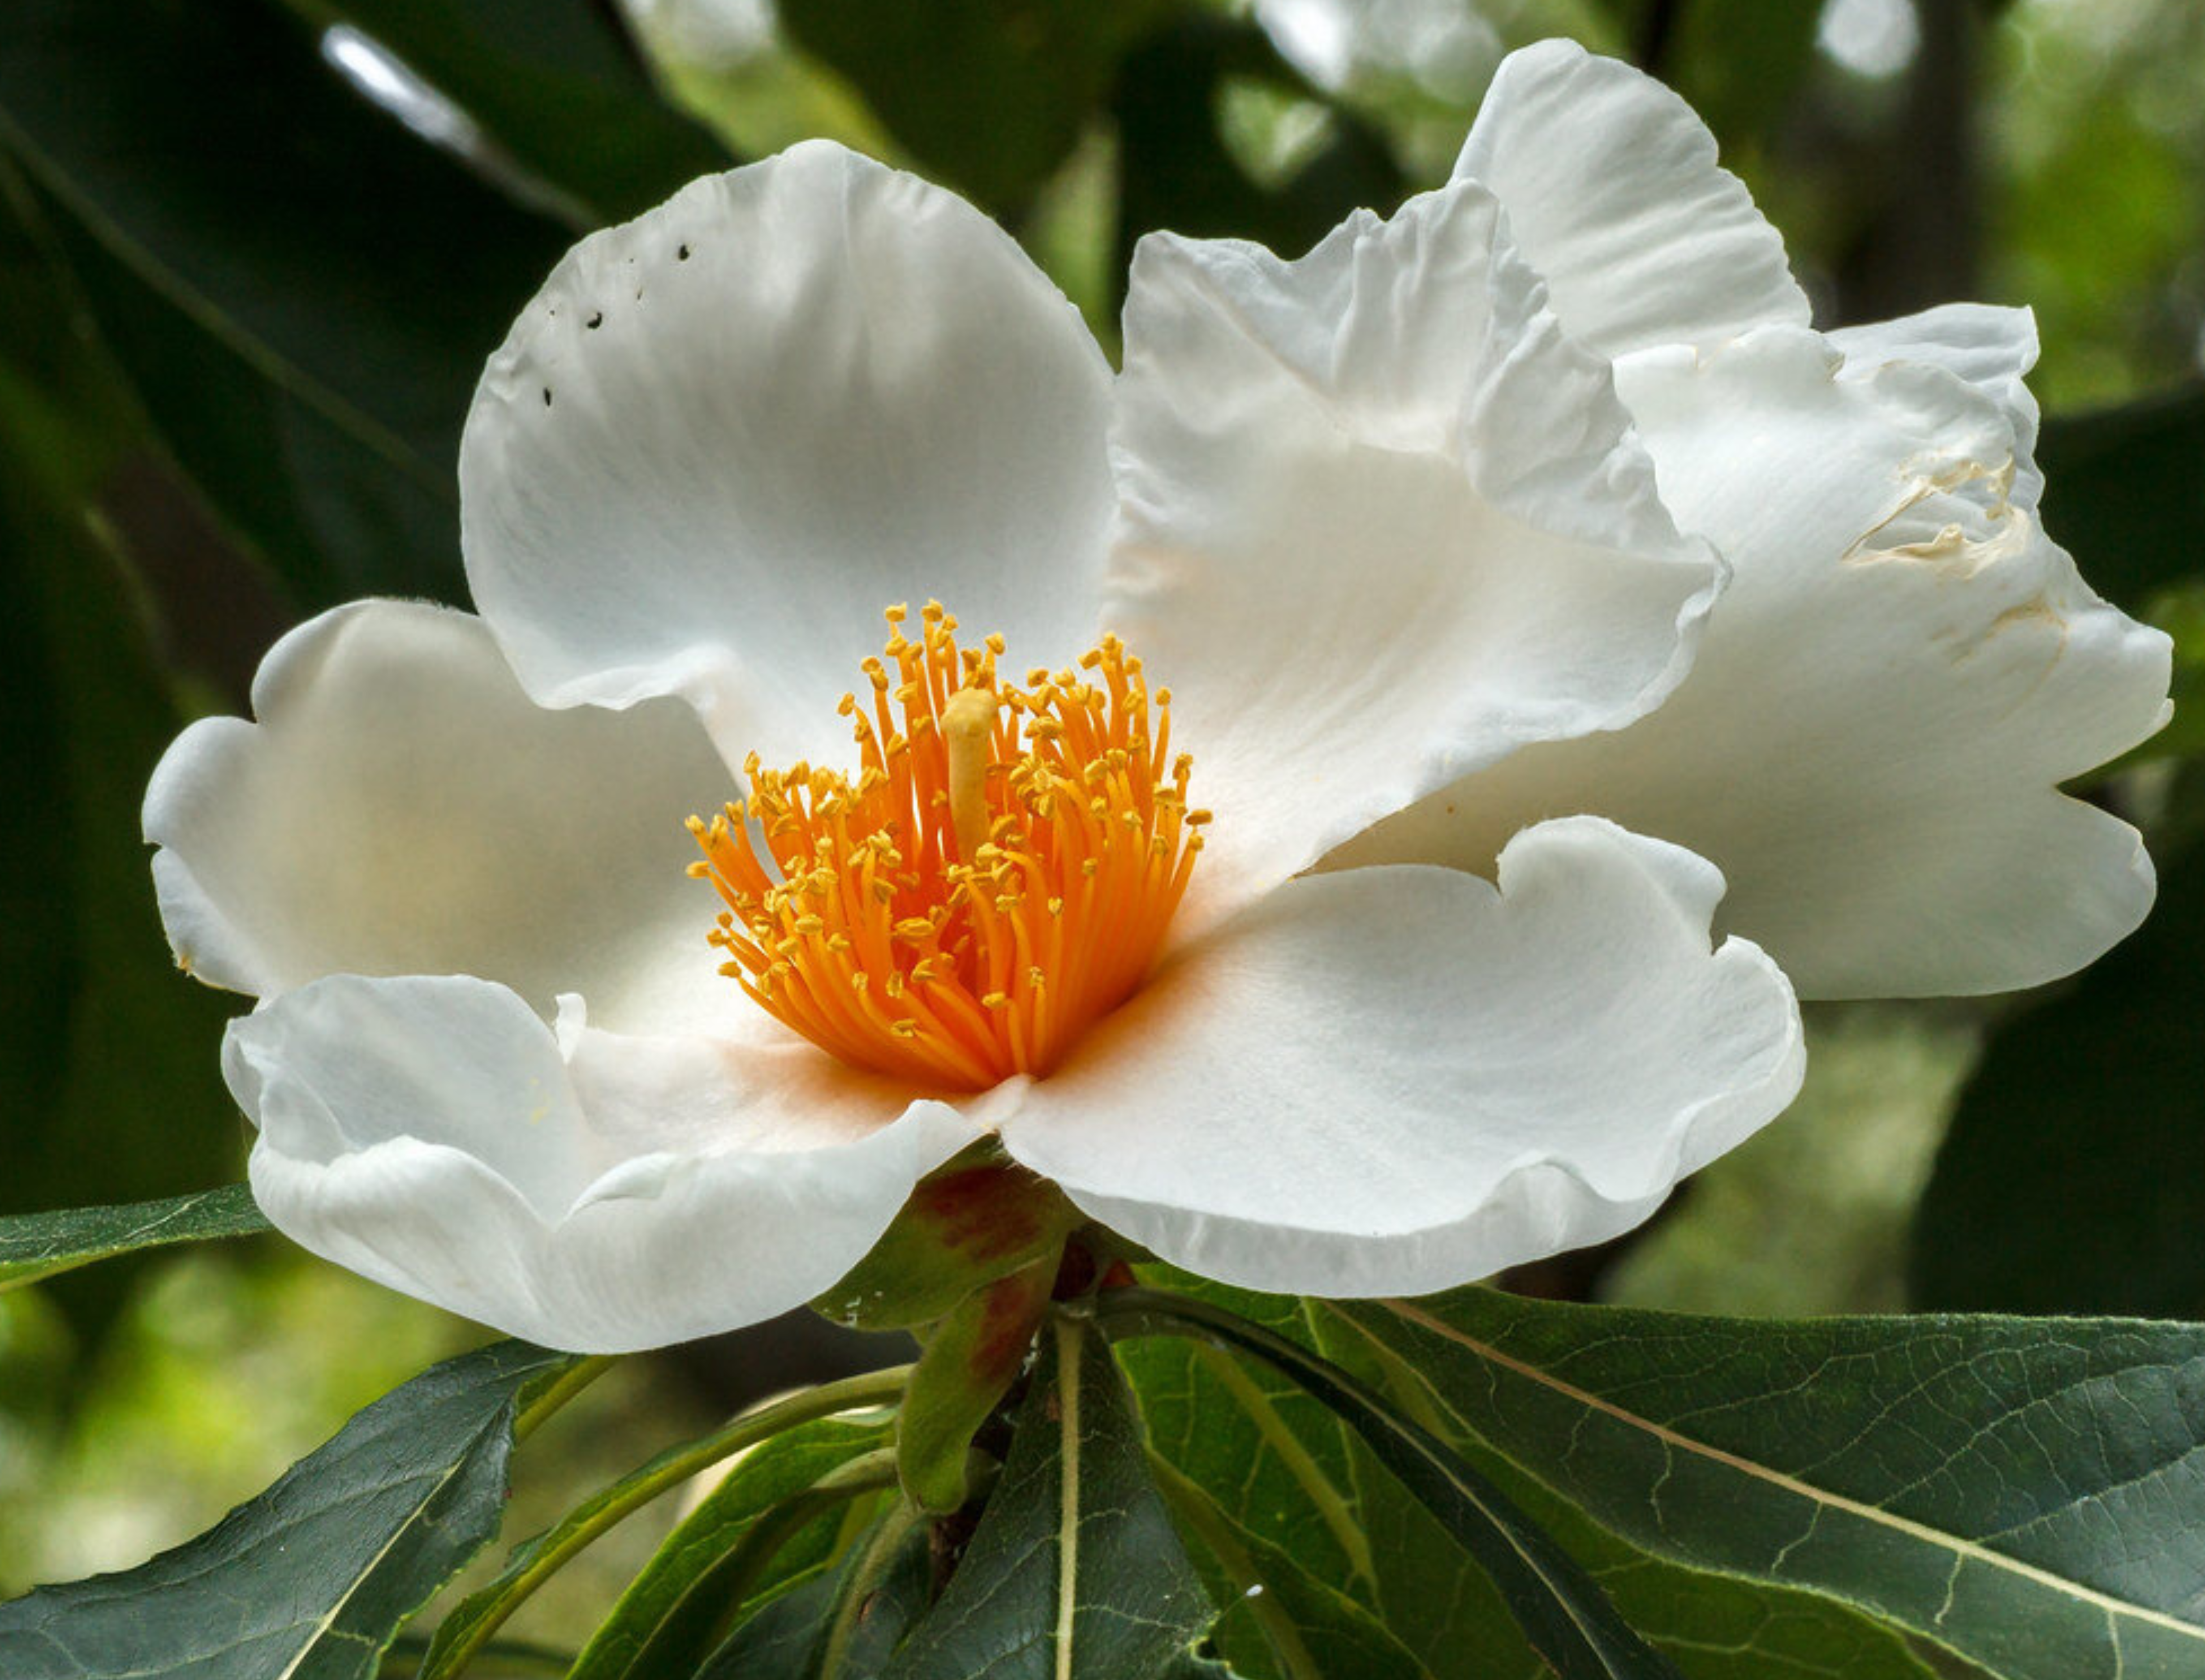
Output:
586,310,603,329
677,243,692,261
542,387,553,406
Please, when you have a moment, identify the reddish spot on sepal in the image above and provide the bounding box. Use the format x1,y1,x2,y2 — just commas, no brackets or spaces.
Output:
896,1257,1056,1514
812,1146,1082,1332
909,1161,1054,1266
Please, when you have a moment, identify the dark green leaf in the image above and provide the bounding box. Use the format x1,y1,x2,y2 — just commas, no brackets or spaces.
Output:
1111,19,1403,305
695,1513,931,1679
0,1185,269,1292
1100,1289,1680,1680
1311,1300,1937,1680
778,0,1174,215
1120,1282,1457,1678
1333,1290,2205,1680
0,0,573,610
1911,841,2205,1317
0,220,250,1259
276,0,732,223
1147,1451,1429,1680
0,1339,571,1679
2039,384,2205,615
568,1415,893,1680
692,1570,844,1679
423,1365,908,1679
1661,0,1825,149
884,1311,1219,1679
1123,1276,1940,1680
1121,1285,1375,1585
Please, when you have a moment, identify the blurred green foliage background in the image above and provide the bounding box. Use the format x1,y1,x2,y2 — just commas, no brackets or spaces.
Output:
2,0,2202,1630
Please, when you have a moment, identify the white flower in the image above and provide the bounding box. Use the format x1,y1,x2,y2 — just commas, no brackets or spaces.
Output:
144,43,2166,1354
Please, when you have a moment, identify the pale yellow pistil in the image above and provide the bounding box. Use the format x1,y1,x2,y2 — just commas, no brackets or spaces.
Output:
941,684,1000,867
685,602,1207,1091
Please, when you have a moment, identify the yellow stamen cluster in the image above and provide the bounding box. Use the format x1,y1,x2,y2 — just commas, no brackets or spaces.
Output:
688,603,1206,1091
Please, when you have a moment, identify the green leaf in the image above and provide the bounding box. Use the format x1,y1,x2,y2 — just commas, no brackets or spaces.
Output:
1333,1335,1939,1680
1147,1450,1429,1680
276,0,732,223
1911,840,2205,1318
1120,1283,1449,1678
568,1415,895,1680
1659,0,1825,151
694,1511,932,1679
1119,1284,1372,1587
1100,1289,1680,1680
777,0,1175,215
2039,384,2205,615
1332,1290,2205,1680
1123,1277,1941,1680
1111,20,1403,307
883,1311,1221,1679
422,1365,909,1679
0,0,574,610
0,1185,270,1292
817,1151,1081,1332
0,1339,571,1679
0,216,250,1262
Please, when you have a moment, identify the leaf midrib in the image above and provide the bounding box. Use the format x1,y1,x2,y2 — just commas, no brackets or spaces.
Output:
1363,1297,2205,1645
1055,1316,1083,1680
273,1399,517,1680
0,105,450,494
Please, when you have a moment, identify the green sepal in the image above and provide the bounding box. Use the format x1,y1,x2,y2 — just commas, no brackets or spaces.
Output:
896,1254,1056,1513
814,1144,1081,1331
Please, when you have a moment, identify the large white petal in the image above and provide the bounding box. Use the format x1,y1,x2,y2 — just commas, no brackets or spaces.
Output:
144,600,735,1036
1455,39,1810,358
994,819,1803,1297
1827,302,2044,505
1331,328,2172,998
231,974,975,1352
1108,182,1719,937
462,140,1115,767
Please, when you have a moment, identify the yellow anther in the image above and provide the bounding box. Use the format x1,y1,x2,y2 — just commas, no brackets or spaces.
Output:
687,606,1202,1090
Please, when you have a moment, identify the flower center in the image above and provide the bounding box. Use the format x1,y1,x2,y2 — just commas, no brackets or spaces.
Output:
688,603,1206,1090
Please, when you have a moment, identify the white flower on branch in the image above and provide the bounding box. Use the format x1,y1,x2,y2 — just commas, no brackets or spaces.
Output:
144,43,2167,1353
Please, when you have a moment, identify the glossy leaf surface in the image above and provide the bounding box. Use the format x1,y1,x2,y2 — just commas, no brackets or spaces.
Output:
2039,384,2205,613
0,1340,568,1678
1335,1290,2205,1680
0,0,569,609
0,1185,269,1292
1912,842,2205,1318
568,1414,895,1680
884,1311,1222,1679
1102,1289,1681,1680
777,0,1171,213
278,0,731,223
1120,1276,1934,1680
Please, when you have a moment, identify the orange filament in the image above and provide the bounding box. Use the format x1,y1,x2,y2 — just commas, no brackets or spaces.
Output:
687,602,1207,1091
